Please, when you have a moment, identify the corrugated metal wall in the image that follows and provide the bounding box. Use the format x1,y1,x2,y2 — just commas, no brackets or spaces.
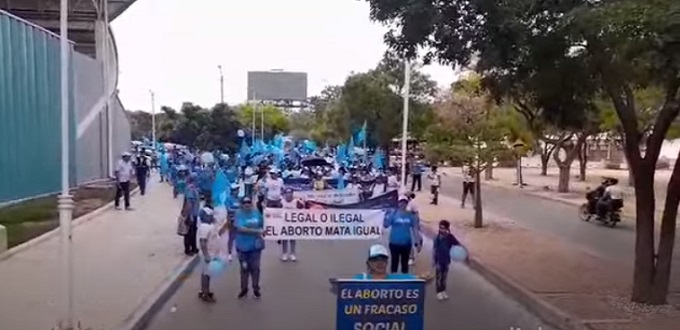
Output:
0,10,131,204
73,51,107,184
0,11,76,203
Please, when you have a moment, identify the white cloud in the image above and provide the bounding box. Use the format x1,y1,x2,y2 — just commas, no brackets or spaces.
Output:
112,0,457,111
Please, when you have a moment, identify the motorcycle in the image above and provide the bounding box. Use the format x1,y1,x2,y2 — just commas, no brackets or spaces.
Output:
578,201,621,227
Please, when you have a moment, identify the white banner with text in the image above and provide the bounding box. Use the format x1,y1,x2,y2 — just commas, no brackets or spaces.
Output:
263,208,384,240
294,188,360,205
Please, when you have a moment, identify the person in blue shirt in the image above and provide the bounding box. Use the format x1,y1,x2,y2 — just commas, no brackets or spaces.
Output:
198,166,215,206
383,196,421,274
354,244,417,280
432,220,463,300
410,160,423,192
234,196,265,299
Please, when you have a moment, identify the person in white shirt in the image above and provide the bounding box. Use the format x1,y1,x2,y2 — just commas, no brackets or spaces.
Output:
243,167,256,197
427,166,442,205
265,169,284,208
197,207,220,303
280,188,302,261
597,178,624,219
461,165,475,208
386,170,399,191
114,152,135,210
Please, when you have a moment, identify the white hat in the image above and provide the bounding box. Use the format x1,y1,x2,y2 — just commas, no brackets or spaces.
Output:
368,244,389,259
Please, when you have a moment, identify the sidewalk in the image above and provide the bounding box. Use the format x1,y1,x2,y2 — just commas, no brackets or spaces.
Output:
0,179,188,330
414,194,680,330
441,166,672,223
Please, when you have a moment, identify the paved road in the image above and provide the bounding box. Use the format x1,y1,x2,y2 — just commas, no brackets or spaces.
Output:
145,236,553,330
438,175,680,292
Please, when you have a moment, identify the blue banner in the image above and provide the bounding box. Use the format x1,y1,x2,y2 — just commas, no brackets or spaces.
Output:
336,280,425,330
307,190,398,210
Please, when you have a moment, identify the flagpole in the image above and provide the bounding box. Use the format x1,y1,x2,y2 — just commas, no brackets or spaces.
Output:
59,0,75,328
400,60,410,190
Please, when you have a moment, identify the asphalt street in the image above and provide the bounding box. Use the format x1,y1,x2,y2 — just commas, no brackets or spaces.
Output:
437,175,680,292
144,235,554,330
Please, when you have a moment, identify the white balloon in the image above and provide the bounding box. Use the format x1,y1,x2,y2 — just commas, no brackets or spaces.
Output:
201,152,215,164
237,129,245,137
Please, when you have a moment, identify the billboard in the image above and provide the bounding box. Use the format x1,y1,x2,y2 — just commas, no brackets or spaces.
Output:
247,71,308,101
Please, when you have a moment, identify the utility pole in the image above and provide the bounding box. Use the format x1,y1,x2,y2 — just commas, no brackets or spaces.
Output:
150,90,156,149
252,92,256,144
59,0,75,328
218,65,224,104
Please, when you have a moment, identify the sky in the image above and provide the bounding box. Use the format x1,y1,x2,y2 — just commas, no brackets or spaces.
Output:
111,0,458,112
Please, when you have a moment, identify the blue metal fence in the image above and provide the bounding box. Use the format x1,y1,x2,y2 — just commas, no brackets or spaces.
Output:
0,10,76,203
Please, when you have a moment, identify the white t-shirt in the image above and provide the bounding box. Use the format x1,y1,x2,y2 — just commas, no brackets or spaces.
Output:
387,175,399,188
116,160,134,182
282,199,300,209
265,177,284,201
428,172,441,187
407,200,419,214
197,223,220,258
606,185,623,200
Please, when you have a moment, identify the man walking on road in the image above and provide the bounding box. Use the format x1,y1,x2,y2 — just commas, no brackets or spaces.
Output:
115,152,134,210
410,160,423,192
461,165,475,208
135,149,151,195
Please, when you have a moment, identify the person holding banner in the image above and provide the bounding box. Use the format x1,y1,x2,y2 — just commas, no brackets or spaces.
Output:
264,168,284,208
383,196,421,274
280,188,302,261
234,197,265,299
354,244,416,280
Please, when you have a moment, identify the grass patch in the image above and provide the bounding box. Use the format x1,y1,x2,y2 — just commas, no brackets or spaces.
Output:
0,182,136,249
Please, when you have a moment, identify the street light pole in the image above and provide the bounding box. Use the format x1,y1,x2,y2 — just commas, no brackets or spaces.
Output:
150,90,156,150
218,65,224,104
260,103,264,140
59,0,75,328
400,60,411,190
251,92,256,144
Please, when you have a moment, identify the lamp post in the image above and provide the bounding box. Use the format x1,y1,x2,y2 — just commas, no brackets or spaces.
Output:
251,92,256,144
400,60,411,190
59,0,75,328
218,65,224,104
150,90,156,150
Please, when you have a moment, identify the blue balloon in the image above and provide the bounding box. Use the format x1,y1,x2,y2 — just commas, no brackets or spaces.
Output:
450,245,468,262
207,258,227,277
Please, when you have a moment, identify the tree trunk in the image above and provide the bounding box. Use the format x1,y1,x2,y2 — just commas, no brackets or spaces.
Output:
649,155,680,304
631,161,658,304
557,165,571,193
484,165,493,180
539,142,553,176
579,141,588,181
474,170,483,228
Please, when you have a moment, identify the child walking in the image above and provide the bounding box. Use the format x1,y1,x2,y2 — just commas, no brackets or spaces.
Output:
432,220,462,300
197,207,220,303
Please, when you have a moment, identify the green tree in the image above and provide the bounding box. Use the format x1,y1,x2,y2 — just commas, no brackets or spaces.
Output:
363,0,680,304
425,92,510,228
236,103,290,140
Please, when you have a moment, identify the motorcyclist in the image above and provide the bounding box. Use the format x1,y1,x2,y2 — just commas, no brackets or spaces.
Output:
596,178,623,219
586,177,610,215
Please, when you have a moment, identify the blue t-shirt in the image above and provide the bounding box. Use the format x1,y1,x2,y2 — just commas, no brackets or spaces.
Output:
384,211,416,245
198,169,214,191
234,209,264,252
184,186,201,217
352,273,416,280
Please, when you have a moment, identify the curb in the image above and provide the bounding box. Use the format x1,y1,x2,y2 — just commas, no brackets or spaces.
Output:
116,220,231,330
466,258,589,330
0,187,141,263
419,225,588,330
115,255,199,330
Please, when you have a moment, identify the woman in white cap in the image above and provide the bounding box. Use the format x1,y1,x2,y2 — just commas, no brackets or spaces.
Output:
354,244,416,280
